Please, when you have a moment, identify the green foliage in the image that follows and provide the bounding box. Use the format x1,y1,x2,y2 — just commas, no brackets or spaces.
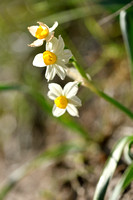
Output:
110,163,133,200
0,84,22,91
93,136,133,200
120,9,133,84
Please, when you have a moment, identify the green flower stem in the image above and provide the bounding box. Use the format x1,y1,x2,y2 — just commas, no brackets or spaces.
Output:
71,59,133,119
0,84,22,91
71,59,88,80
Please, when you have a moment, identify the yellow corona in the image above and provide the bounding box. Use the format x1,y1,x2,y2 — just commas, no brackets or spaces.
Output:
54,96,68,109
35,26,49,39
43,51,57,65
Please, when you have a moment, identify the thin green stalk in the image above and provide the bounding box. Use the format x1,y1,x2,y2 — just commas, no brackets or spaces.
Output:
120,10,133,86
97,90,133,119
70,57,88,80
71,60,133,119
0,84,22,91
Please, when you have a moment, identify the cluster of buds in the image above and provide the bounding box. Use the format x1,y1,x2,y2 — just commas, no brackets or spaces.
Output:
28,21,81,117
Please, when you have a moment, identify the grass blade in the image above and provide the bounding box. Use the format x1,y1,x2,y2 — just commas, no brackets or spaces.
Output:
110,163,133,200
93,136,133,200
120,9,133,85
0,84,22,91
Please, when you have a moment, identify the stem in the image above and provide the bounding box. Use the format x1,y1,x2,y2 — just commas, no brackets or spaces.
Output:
70,60,133,119
86,82,133,119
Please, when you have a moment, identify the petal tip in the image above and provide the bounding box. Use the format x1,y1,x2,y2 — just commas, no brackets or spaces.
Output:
28,43,34,47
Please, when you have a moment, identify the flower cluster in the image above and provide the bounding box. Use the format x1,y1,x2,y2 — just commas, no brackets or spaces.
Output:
28,21,81,117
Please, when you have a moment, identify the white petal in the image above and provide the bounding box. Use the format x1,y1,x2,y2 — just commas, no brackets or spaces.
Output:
47,91,58,100
28,39,44,47
45,65,56,81
67,104,79,117
54,35,64,55
61,49,73,63
55,65,66,80
56,60,67,70
52,104,66,117
48,83,62,96
37,22,49,30
63,82,78,98
46,37,58,52
33,53,45,67
49,21,58,32
28,26,38,37
46,32,54,42
68,96,81,107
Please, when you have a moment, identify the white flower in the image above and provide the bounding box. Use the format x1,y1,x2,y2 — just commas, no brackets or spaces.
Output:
48,82,81,117
28,21,58,47
33,35,73,81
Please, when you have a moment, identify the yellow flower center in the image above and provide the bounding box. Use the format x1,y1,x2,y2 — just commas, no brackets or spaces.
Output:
35,26,49,39
43,51,57,65
54,96,68,109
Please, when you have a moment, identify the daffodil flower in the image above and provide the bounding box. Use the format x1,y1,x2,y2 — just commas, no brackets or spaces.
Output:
48,82,81,117
33,35,73,81
28,21,58,47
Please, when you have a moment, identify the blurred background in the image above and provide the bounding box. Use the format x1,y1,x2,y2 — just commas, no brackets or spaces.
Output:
0,0,133,199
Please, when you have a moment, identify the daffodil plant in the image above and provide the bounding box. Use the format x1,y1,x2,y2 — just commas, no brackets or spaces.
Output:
28,21,81,117
28,21,133,120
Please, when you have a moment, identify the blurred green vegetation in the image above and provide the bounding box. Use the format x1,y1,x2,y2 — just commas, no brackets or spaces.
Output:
0,0,133,199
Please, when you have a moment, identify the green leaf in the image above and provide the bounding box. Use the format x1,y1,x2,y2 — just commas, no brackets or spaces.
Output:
110,163,133,200
120,9,133,84
0,84,22,91
93,136,133,200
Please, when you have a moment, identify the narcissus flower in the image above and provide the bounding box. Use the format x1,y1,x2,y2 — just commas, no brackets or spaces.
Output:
33,35,73,81
28,21,58,47
48,82,81,117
